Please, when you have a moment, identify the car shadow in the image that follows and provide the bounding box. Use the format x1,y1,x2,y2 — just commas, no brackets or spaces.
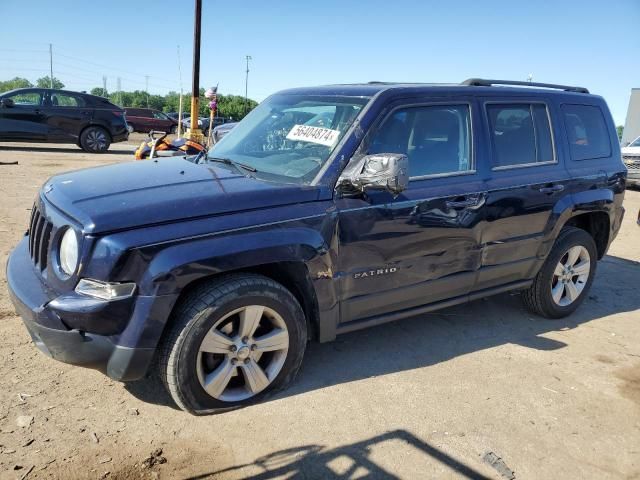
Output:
185,429,493,479
0,145,134,155
124,254,640,410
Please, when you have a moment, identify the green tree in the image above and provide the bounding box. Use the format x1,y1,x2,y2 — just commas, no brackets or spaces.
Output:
0,77,33,92
90,87,108,97
36,76,65,89
80,83,259,119
617,125,624,141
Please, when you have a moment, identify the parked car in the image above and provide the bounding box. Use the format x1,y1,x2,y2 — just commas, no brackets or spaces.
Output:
166,112,190,122
7,79,626,414
0,88,128,152
621,135,640,187
212,121,237,143
183,116,232,134
124,108,178,134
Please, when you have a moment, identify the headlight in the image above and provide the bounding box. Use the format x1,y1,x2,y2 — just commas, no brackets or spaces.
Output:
59,228,79,276
75,279,136,300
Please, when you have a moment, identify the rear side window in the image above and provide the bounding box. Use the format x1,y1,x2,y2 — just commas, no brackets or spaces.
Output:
369,104,472,177
50,93,85,107
486,103,554,168
561,104,611,160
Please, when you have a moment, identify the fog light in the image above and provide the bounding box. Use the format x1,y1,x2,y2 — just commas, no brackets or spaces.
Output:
75,279,136,300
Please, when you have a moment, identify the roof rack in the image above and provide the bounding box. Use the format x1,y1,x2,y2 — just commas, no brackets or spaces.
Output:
461,78,589,94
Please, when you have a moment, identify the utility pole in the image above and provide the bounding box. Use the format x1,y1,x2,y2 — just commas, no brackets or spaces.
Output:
49,43,53,88
188,0,204,142
244,55,252,115
177,45,184,136
117,77,122,106
145,75,149,108
102,76,108,97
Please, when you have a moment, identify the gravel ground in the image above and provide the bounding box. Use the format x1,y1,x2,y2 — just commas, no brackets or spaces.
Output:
0,137,639,479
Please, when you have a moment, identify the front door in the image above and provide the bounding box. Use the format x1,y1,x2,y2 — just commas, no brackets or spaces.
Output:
336,99,487,325
0,89,46,141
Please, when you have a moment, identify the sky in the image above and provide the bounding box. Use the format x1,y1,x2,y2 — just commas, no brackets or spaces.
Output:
0,0,638,124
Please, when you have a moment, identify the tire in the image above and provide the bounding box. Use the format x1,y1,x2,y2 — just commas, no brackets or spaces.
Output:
522,227,597,318
80,126,111,153
169,125,177,134
158,274,307,415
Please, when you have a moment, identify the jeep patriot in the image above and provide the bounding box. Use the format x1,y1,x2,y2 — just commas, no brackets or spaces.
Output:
7,79,627,414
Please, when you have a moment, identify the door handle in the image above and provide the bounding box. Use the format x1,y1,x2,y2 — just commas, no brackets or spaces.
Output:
538,184,565,194
445,193,486,210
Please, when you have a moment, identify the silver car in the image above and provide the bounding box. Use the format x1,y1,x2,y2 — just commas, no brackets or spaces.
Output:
622,136,640,187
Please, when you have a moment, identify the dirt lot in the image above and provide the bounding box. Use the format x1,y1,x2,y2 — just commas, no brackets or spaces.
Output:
0,137,639,479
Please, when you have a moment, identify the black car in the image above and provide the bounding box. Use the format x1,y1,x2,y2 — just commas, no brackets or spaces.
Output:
6,79,626,415
212,121,237,143
0,88,129,152
166,112,189,122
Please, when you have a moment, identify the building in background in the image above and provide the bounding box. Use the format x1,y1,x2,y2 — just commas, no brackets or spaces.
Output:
622,88,640,145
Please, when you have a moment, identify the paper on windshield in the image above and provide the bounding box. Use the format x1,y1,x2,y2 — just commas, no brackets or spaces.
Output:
286,124,341,147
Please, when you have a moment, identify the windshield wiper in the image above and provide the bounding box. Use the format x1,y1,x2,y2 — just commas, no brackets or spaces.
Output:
208,156,257,174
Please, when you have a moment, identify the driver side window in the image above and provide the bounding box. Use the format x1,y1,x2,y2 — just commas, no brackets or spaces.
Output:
369,104,472,177
7,91,42,106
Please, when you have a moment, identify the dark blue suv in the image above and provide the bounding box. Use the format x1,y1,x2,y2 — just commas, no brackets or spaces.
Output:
7,79,626,414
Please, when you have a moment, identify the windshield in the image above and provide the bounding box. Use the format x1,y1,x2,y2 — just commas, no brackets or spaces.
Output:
630,136,640,147
208,94,369,183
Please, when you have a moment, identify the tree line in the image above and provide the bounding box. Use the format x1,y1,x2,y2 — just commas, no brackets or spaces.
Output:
0,76,259,120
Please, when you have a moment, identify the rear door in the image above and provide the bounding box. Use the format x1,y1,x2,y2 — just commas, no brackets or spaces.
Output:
42,91,92,142
0,89,46,140
475,97,570,290
336,97,488,324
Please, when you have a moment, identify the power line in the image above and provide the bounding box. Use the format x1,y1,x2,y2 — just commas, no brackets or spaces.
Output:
145,75,149,107
245,55,252,114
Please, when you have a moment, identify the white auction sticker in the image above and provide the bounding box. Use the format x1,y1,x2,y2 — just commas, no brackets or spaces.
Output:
286,124,341,147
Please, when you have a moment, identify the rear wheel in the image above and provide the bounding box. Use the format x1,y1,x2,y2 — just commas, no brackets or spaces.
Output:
80,126,110,153
158,274,307,414
522,227,597,318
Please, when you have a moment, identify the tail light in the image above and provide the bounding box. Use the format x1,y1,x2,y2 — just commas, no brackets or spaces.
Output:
111,111,124,118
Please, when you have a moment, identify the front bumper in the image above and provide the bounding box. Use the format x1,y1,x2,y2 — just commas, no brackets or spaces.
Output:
6,238,153,381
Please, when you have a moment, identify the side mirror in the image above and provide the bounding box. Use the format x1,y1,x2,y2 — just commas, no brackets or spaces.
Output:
0,98,15,108
339,153,409,196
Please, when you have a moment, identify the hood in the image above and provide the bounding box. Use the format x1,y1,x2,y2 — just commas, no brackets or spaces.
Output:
621,146,640,156
42,157,322,233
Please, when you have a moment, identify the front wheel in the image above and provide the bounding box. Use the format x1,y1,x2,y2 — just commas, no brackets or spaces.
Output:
80,126,111,153
158,274,307,414
522,226,597,318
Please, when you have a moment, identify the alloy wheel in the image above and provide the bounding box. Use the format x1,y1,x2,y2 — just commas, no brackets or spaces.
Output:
196,305,289,402
86,129,107,151
551,245,591,307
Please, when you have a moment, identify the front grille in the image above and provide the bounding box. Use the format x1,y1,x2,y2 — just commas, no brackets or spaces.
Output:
28,203,53,271
623,156,640,170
